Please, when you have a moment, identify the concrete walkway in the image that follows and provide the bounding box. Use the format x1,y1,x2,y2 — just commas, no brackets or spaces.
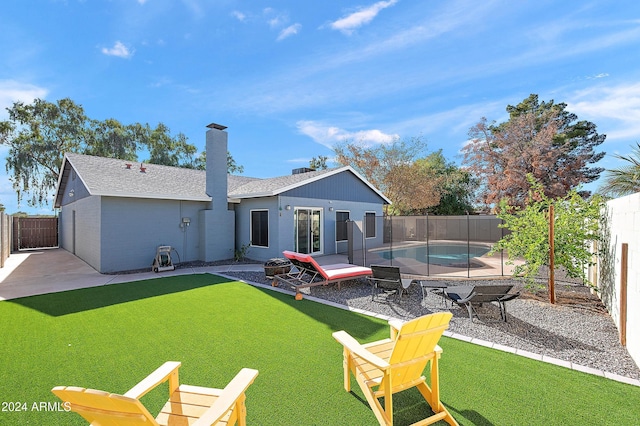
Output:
0,248,265,301
1,248,638,387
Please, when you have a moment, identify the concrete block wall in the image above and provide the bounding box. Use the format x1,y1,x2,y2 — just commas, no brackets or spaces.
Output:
597,192,640,369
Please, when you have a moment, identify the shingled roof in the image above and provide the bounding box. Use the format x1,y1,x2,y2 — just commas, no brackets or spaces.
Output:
54,153,390,207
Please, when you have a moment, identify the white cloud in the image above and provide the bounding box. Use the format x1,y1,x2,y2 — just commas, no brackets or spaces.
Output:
0,80,48,119
297,120,398,149
101,41,134,58
330,0,398,35
567,82,640,142
231,10,246,22
277,24,301,41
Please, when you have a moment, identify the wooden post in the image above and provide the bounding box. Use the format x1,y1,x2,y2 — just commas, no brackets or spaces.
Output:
548,204,556,304
620,243,628,347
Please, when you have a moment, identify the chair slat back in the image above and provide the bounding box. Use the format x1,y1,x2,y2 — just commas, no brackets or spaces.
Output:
51,386,156,425
371,265,401,282
470,284,514,303
383,312,452,392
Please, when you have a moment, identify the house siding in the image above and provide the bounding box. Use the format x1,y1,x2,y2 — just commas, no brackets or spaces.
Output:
234,193,384,263
59,170,91,206
281,170,383,203
59,195,102,271
99,197,207,273
235,197,280,261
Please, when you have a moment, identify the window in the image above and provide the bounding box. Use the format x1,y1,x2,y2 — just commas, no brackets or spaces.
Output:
336,211,350,241
250,210,269,247
365,212,376,238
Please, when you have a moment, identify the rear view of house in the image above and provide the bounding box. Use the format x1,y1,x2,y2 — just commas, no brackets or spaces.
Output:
54,124,390,273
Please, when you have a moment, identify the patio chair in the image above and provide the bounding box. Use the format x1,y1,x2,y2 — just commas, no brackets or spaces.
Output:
51,361,258,426
333,312,458,426
444,284,520,322
273,250,372,300
368,265,412,301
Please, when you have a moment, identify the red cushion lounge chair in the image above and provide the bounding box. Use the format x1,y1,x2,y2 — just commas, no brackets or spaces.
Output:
272,251,372,300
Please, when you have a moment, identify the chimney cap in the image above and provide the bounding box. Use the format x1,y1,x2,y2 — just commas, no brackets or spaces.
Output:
206,122,228,130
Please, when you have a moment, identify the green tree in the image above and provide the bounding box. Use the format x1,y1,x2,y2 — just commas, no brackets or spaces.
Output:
599,142,640,197
417,150,478,215
0,98,224,207
191,151,244,174
2,98,87,207
309,155,328,170
492,175,603,298
463,94,605,208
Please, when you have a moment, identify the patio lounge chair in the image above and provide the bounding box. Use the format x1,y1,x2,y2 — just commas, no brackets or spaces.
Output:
444,284,520,322
51,361,259,426
368,265,412,301
273,250,372,300
333,312,458,426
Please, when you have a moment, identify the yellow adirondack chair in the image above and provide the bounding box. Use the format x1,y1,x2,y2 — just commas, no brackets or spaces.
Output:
51,361,258,426
333,312,457,426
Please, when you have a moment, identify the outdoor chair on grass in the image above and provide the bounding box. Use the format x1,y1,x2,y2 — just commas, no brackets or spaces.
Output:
273,250,372,300
333,312,458,426
444,284,520,322
51,361,259,426
368,265,412,301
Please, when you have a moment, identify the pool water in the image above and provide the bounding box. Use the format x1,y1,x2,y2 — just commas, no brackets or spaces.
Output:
378,244,491,266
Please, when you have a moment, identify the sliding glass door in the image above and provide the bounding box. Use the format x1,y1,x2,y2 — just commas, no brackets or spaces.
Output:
294,208,322,254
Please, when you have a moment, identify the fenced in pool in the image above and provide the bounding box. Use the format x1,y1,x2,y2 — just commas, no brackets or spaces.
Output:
345,214,520,278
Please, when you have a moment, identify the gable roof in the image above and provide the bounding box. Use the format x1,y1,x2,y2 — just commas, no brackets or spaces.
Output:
54,153,390,207
228,166,391,204
54,153,210,207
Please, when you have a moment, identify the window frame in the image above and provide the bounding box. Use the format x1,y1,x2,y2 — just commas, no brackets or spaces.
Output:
335,210,350,242
250,209,269,248
364,211,376,239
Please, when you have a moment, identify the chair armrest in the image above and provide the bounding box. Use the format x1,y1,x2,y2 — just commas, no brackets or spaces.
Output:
192,368,259,426
332,331,390,370
124,361,181,399
498,292,520,302
367,277,400,285
452,291,477,304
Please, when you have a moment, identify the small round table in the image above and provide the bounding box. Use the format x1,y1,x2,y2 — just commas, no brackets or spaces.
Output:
412,280,448,305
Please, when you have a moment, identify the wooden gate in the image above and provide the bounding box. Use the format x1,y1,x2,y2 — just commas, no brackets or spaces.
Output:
12,217,59,250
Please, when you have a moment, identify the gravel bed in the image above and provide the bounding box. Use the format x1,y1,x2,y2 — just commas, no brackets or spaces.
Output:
225,271,640,381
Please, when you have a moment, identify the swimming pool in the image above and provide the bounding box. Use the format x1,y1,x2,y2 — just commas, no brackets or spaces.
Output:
377,244,492,266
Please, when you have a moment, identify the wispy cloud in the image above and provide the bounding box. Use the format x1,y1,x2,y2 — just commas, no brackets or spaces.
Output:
297,120,398,148
101,41,134,58
277,24,301,41
264,8,288,28
0,80,48,118
231,10,246,22
330,0,398,35
568,82,640,142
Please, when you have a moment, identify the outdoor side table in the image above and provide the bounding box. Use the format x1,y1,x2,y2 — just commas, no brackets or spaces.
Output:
413,280,448,305
399,278,413,297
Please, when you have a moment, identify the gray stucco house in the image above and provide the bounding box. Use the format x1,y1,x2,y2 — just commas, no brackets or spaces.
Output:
53,123,390,273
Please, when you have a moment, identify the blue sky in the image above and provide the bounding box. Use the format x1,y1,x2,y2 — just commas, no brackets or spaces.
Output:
2,0,640,214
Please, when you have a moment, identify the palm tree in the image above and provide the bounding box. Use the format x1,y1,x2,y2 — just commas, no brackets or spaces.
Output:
599,143,640,197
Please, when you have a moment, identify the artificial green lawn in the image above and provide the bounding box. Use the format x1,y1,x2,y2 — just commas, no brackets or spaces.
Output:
1,274,639,425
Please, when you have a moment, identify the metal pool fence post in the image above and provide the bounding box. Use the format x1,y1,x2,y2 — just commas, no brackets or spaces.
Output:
501,217,505,276
466,211,470,278
426,213,430,276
